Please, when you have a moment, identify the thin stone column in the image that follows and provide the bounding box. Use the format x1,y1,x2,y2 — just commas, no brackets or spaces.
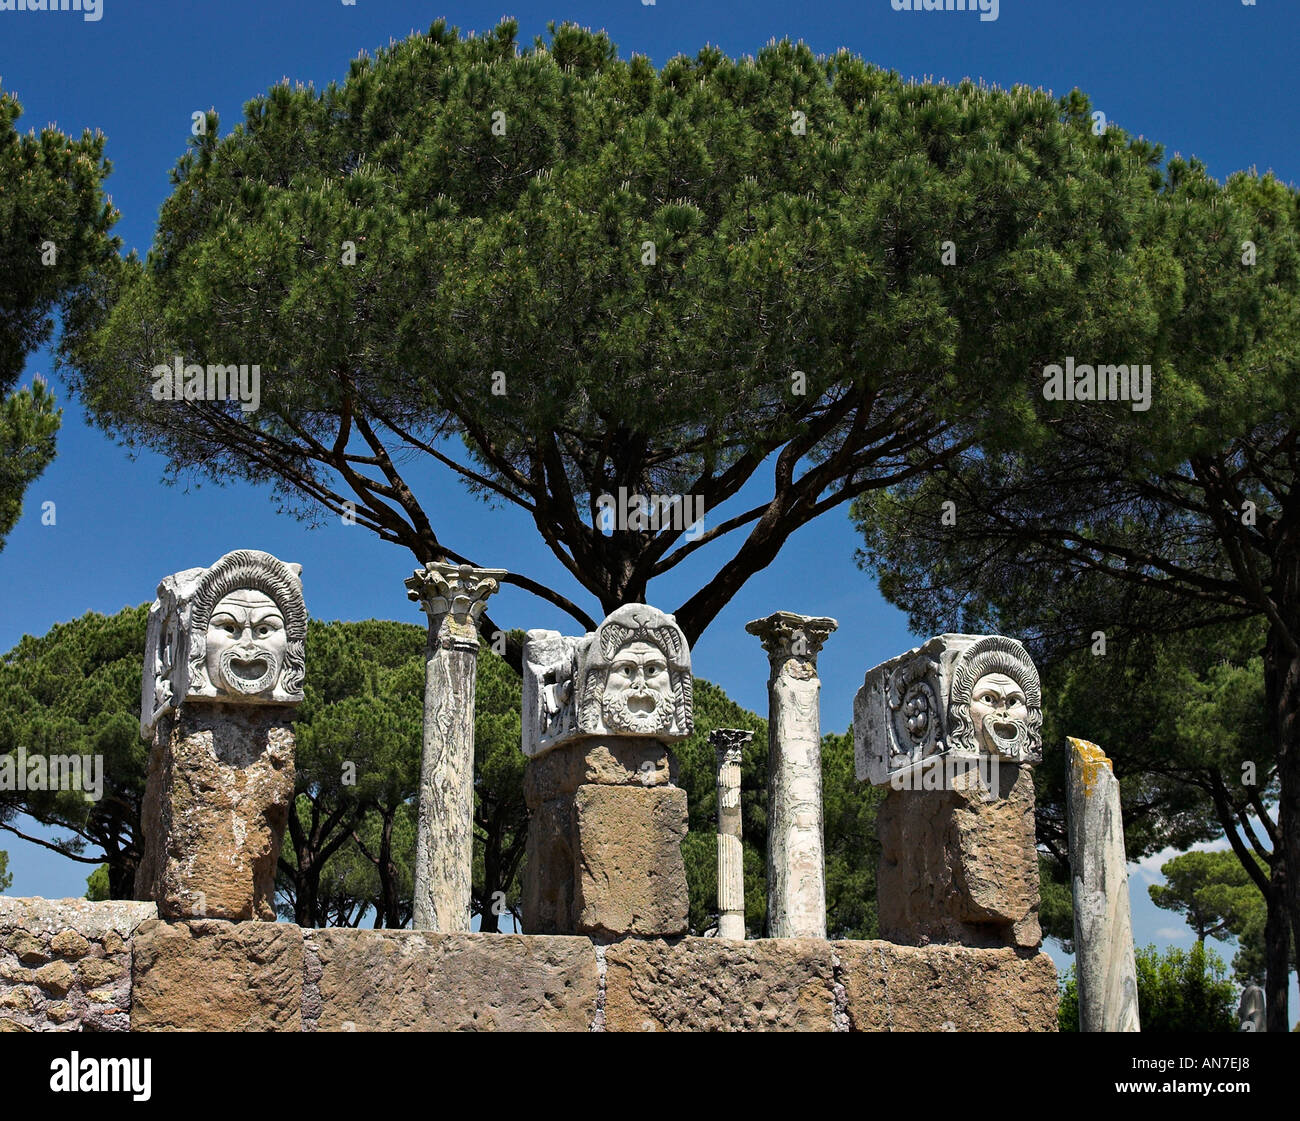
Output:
711,729,752,940
746,611,837,939
1067,737,1140,1032
406,562,505,931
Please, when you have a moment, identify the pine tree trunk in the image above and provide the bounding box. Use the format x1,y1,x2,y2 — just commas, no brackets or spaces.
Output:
379,808,400,928
1264,858,1290,1032
480,822,501,934
1264,607,1300,1015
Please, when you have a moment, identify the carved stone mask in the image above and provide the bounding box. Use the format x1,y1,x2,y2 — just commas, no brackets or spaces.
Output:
601,640,673,735
204,590,288,698
969,672,1030,758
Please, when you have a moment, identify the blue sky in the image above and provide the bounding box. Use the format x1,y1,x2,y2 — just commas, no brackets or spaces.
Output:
1,0,1296,1005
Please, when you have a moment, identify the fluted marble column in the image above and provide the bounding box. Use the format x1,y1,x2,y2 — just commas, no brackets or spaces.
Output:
746,611,837,939
406,562,505,931
711,728,752,940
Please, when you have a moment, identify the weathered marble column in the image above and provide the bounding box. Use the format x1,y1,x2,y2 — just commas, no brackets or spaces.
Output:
406,562,505,932
135,549,306,921
711,728,752,940
520,604,693,938
746,611,837,939
855,634,1044,949
1067,737,1140,1032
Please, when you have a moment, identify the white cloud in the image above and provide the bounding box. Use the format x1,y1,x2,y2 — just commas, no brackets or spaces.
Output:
1131,838,1231,886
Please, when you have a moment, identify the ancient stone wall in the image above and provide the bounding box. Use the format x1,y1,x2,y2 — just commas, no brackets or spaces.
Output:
0,899,1056,1032
0,898,157,1032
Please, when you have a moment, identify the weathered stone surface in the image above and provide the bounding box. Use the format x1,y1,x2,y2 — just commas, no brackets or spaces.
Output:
573,784,689,938
523,795,576,934
604,937,835,1031
309,929,597,1031
0,897,156,939
0,900,144,1032
524,738,675,807
523,744,689,938
0,985,37,1012
49,930,91,959
834,941,1058,1031
1067,737,1140,1032
131,919,303,1031
32,961,75,996
747,611,837,938
134,704,294,920
77,957,122,988
877,762,1040,949
5,930,49,965
46,1001,78,1024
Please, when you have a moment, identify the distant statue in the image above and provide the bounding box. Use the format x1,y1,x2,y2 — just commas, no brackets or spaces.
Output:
1238,985,1265,1032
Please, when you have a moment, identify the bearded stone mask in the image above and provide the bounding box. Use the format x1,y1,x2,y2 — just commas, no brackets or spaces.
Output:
522,604,693,757
601,640,674,735
205,590,289,698
968,672,1031,758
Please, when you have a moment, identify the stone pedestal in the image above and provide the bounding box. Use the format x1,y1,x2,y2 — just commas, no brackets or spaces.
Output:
136,549,306,923
522,738,689,938
1067,737,1140,1032
406,562,505,932
747,611,837,939
877,761,1041,949
712,729,752,940
135,705,295,921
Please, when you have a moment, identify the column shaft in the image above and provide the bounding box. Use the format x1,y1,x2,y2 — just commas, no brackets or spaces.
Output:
747,612,836,939
712,729,751,940
1067,737,1140,1032
407,562,504,931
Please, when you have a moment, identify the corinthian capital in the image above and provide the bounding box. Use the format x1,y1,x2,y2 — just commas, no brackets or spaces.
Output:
709,728,753,769
746,611,838,671
405,562,506,649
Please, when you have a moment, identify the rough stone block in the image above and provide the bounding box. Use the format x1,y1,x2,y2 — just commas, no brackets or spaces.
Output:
522,797,576,935
131,919,303,1031
309,930,598,1031
32,961,75,997
877,763,1041,948
834,941,1058,1032
573,784,689,938
49,930,91,959
603,938,835,1031
0,897,157,939
523,737,675,807
134,705,294,920
4,930,49,965
524,742,690,937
